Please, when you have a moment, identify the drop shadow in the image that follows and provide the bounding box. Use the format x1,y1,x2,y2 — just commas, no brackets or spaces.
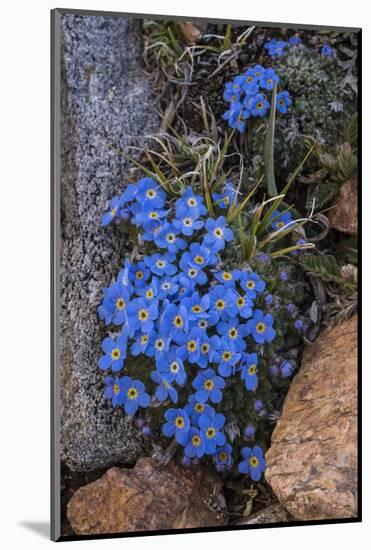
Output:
18,521,50,539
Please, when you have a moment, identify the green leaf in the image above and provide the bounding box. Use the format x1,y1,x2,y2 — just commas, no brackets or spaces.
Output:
264,83,278,197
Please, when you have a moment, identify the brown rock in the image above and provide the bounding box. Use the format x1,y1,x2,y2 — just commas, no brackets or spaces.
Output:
67,457,227,535
236,503,293,525
329,176,358,234
177,21,205,45
265,316,358,521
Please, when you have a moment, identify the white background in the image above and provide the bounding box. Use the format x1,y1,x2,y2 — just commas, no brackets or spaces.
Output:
0,0,368,547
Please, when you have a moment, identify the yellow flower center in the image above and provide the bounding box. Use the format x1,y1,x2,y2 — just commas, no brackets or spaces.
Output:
223,351,232,361
277,221,285,228
187,340,197,352
111,207,118,216
222,272,232,280
138,308,149,321
256,322,266,334
214,228,223,238
188,268,197,277
192,435,201,446
256,102,263,109
146,189,156,198
111,348,121,360
229,328,238,339
206,427,216,439
155,339,164,350
113,384,120,394
195,403,204,413
127,388,138,400
248,364,257,375
250,456,259,468
192,305,202,313
149,212,158,219
184,218,192,226
175,416,185,428
166,233,175,243
146,289,154,298
188,198,197,206
136,270,144,280
141,335,148,344
201,343,209,354
246,280,255,289
216,299,225,310
218,451,227,462
170,362,179,373
116,298,126,310
237,297,245,307
194,255,204,265
174,315,183,328
156,260,165,268
199,320,207,329
204,379,214,390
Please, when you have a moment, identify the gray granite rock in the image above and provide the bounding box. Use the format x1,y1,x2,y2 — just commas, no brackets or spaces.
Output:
60,14,158,471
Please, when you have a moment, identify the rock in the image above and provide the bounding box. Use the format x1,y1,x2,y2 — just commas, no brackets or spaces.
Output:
60,14,159,471
236,503,292,525
177,21,206,45
265,316,358,520
329,176,358,234
67,457,227,534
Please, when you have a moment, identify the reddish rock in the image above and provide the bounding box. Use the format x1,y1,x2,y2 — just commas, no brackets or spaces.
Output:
329,176,358,234
67,457,227,535
236,503,292,525
265,316,358,521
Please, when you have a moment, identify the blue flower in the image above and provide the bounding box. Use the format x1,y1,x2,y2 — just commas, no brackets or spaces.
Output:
192,368,225,404
103,376,126,406
177,327,204,364
161,303,189,341
213,339,241,377
279,270,288,282
126,298,158,335
182,291,210,321
134,207,168,232
128,261,150,287
195,333,214,369
162,408,190,444
156,349,187,385
214,269,241,288
155,223,187,254
229,292,253,319
151,370,178,403
185,395,214,426
130,331,152,356
240,352,259,391
135,278,159,302
214,443,233,471
179,265,207,286
203,216,234,252
247,309,276,344
146,330,170,358
175,188,207,218
238,446,266,481
173,214,204,236
250,93,270,117
269,209,292,231
135,177,166,209
260,68,279,90
288,35,301,46
264,39,288,57
144,252,177,277
321,44,333,57
294,319,304,332
212,183,237,209
208,285,237,324
254,399,266,415
241,68,258,89
101,196,121,226
183,427,205,458
157,276,179,300
98,334,127,372
199,411,226,455
181,242,216,270
276,90,292,114
102,284,130,326
119,183,138,205
120,376,151,415
217,319,248,351
240,271,266,299
222,102,248,133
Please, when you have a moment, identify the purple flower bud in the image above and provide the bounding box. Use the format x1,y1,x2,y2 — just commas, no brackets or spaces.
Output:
281,361,293,378
182,456,192,468
254,399,264,412
287,303,297,317
294,319,304,331
265,293,273,305
270,364,280,376
245,425,256,439
279,271,288,281
142,426,152,436
192,458,200,466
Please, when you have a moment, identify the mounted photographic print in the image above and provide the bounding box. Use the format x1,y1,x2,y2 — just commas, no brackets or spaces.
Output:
51,8,361,542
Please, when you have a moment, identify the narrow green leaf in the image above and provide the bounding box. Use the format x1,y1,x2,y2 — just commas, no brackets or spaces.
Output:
264,83,278,197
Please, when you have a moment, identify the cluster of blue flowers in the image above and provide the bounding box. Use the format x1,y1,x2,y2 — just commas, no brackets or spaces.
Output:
264,35,333,58
223,64,292,132
98,178,301,480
